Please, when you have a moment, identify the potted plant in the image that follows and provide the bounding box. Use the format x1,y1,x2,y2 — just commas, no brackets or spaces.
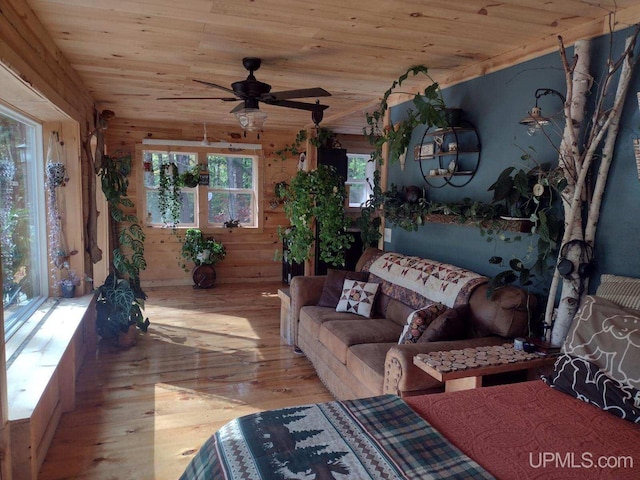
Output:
96,153,150,346
58,266,81,298
95,273,149,347
180,228,226,288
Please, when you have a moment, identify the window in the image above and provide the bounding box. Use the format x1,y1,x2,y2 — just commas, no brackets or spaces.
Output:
207,154,257,227
143,151,198,227
1,105,47,339
346,154,375,208
142,149,259,228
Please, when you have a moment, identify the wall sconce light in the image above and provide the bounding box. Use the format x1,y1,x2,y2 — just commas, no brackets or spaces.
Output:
519,88,566,136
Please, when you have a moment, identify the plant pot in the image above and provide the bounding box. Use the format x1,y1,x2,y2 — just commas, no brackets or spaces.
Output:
192,264,216,289
118,324,138,348
444,108,463,127
60,283,76,298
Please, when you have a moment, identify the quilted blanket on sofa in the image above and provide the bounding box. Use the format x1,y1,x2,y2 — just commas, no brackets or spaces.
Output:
180,394,492,480
367,252,487,308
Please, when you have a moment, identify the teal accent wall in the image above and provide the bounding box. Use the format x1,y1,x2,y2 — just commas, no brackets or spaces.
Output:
385,26,640,289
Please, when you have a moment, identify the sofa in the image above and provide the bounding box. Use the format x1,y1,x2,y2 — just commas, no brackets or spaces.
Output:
290,248,536,399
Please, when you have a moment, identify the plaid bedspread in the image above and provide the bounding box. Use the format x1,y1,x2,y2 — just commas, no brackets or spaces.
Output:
180,394,493,479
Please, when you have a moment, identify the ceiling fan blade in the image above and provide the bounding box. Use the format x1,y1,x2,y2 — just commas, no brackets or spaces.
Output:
193,79,237,96
266,100,330,111
157,96,237,101
265,87,331,101
230,102,247,113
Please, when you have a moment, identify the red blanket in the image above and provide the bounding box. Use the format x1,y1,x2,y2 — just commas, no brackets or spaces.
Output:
406,381,640,479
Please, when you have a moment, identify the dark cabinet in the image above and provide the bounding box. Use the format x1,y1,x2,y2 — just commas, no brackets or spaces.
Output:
318,147,348,181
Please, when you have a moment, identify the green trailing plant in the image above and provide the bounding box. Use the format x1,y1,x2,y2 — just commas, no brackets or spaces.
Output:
365,65,447,165
179,228,226,271
97,153,149,338
275,127,335,161
179,164,200,188
280,164,353,266
486,157,566,293
355,169,383,247
158,162,182,227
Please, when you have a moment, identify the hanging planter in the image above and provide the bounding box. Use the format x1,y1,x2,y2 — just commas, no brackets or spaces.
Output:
46,162,67,187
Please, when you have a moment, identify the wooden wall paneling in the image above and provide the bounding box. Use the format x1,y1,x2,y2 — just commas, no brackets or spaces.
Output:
106,119,303,286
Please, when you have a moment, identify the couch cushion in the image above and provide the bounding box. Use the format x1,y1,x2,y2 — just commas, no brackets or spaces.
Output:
468,284,531,338
299,306,367,340
317,269,369,308
346,343,394,395
319,318,402,364
336,279,379,318
596,274,640,310
419,306,470,343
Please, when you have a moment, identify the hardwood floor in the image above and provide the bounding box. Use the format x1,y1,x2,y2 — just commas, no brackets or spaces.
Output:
38,282,333,480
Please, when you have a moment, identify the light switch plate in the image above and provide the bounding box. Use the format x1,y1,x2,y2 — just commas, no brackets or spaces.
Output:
384,228,392,243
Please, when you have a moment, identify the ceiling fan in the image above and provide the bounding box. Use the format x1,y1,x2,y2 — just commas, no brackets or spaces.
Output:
158,57,331,131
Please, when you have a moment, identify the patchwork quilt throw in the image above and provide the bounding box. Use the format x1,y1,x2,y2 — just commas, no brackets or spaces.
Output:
180,394,493,479
367,252,487,308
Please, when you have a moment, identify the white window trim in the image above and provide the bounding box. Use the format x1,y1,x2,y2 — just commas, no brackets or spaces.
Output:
345,153,375,209
0,104,48,342
206,153,259,229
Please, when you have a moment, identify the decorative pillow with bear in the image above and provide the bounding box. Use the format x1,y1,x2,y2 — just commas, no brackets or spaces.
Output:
398,303,449,344
336,279,379,318
544,295,640,423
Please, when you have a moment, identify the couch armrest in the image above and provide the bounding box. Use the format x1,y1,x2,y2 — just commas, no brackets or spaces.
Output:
384,337,506,396
289,275,326,345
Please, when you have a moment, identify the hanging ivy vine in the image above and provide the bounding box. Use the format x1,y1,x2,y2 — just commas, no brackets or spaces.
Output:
280,164,353,266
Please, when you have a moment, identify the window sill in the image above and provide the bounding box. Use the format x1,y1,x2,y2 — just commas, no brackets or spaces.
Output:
7,294,94,421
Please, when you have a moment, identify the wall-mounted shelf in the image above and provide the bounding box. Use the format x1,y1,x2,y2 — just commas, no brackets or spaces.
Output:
416,122,481,188
423,214,533,232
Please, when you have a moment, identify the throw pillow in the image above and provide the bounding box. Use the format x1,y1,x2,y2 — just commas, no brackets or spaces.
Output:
398,303,449,344
543,295,640,422
418,305,470,343
595,274,640,310
336,279,379,318
317,269,369,308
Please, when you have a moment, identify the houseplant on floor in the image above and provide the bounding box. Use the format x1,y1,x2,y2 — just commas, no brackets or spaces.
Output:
96,152,150,346
180,228,226,288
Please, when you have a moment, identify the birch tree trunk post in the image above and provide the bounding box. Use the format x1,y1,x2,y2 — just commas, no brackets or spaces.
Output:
547,27,640,345
585,34,640,248
545,38,591,345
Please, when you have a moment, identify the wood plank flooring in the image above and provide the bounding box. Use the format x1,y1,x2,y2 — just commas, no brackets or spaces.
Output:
38,282,333,480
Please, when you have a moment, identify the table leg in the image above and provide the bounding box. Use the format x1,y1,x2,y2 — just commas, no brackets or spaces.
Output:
445,376,482,392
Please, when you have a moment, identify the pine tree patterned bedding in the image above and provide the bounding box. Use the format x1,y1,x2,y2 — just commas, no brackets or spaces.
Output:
179,394,492,480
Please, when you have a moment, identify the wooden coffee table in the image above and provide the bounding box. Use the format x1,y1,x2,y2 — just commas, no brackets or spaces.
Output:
414,343,557,392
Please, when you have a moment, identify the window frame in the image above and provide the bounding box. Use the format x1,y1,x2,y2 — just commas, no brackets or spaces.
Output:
205,153,259,229
141,149,199,228
139,145,261,230
345,153,375,209
0,103,48,341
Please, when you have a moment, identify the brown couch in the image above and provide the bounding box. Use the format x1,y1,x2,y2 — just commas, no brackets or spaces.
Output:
291,248,535,400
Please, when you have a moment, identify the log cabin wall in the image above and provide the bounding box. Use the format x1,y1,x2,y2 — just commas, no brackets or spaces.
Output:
105,119,302,286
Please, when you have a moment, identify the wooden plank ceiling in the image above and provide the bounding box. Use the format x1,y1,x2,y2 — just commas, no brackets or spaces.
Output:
26,0,640,134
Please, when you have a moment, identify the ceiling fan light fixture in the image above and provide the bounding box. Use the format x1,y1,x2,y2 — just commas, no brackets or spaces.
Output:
234,108,268,132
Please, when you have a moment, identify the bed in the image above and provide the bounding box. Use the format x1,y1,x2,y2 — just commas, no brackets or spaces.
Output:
181,277,640,480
